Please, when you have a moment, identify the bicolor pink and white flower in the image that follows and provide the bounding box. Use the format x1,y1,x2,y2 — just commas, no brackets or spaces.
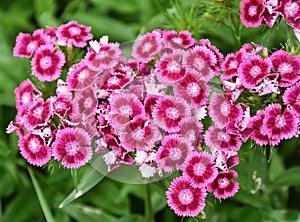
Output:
132,32,161,63
283,81,300,116
73,87,97,118
156,134,192,172
238,55,271,88
208,93,228,129
240,0,265,27
166,176,206,217
182,151,218,188
52,127,92,168
31,44,66,81
19,133,51,166
56,21,93,48
13,29,49,58
207,170,239,199
162,30,196,50
179,117,203,148
152,96,191,133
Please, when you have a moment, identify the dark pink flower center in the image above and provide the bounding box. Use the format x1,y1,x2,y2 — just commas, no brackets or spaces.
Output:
165,107,180,119
179,189,193,204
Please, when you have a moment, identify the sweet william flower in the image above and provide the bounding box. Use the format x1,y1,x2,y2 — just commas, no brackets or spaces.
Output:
31,44,66,82
283,81,300,116
52,127,92,168
166,176,206,217
240,0,265,27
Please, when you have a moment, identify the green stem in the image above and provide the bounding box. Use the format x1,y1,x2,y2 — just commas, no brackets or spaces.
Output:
0,196,2,222
71,168,78,193
145,184,152,222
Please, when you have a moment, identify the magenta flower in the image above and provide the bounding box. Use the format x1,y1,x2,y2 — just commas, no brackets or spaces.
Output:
24,98,52,131
162,30,196,50
212,149,239,171
50,95,73,118
120,115,159,151
199,39,224,72
270,50,300,87
156,134,192,172
67,61,98,90
52,127,92,168
182,46,217,81
144,94,160,118
73,88,97,118
166,176,206,217
208,93,228,129
13,29,49,58
56,21,93,48
31,44,66,82
179,117,203,148
240,0,265,27
283,81,300,116
207,170,239,199
156,50,186,85
262,104,298,142
248,110,271,146
132,32,162,63
221,52,243,81
182,151,218,188
84,42,122,72
14,80,42,111
205,126,242,151
238,55,272,88
19,133,51,166
174,73,209,108
152,96,191,133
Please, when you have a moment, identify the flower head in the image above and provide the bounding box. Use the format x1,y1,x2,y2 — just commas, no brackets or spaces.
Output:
31,44,66,81
207,170,239,199
283,81,300,116
240,0,265,27
156,134,192,172
56,21,93,48
52,127,92,168
208,93,228,129
179,117,203,148
182,151,218,188
19,133,51,166
166,176,206,217
162,30,196,50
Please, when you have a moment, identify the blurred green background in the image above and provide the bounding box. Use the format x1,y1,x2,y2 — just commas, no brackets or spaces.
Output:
0,0,300,221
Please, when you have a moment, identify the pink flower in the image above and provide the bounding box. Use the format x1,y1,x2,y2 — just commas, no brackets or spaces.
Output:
152,96,191,133
144,94,160,118
262,104,298,142
67,61,98,90
199,39,224,72
84,42,122,72
19,133,51,166
120,115,159,151
73,88,97,118
207,170,239,199
14,80,42,111
182,151,218,188
13,29,49,58
283,81,300,116
205,126,241,151
179,117,203,148
166,176,206,217
132,32,162,63
270,50,300,87
31,44,66,82
212,148,239,171
50,95,73,118
238,55,271,88
162,30,196,50
221,52,243,81
240,0,265,27
56,21,93,48
52,127,92,168
182,46,217,81
156,134,192,172
208,93,228,129
24,98,52,131
174,73,209,108
156,50,186,85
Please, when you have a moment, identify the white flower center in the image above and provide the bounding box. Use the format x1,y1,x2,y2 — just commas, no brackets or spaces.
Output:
69,27,81,35
166,61,180,72
165,107,180,119
250,65,261,76
249,6,258,16
187,82,200,97
40,56,52,69
66,141,80,155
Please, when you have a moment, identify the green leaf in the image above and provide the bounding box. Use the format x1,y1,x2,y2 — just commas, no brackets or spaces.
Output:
61,203,116,222
59,158,107,208
28,167,55,222
263,209,299,222
273,167,300,187
268,150,285,182
90,0,138,14
34,0,59,27
117,215,145,222
233,188,270,209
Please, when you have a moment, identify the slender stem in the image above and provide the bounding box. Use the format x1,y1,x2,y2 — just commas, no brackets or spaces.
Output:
145,184,152,222
71,168,78,193
0,196,2,222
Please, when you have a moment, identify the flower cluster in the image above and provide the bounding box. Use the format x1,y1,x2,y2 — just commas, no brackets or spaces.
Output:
7,19,300,218
240,0,300,41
